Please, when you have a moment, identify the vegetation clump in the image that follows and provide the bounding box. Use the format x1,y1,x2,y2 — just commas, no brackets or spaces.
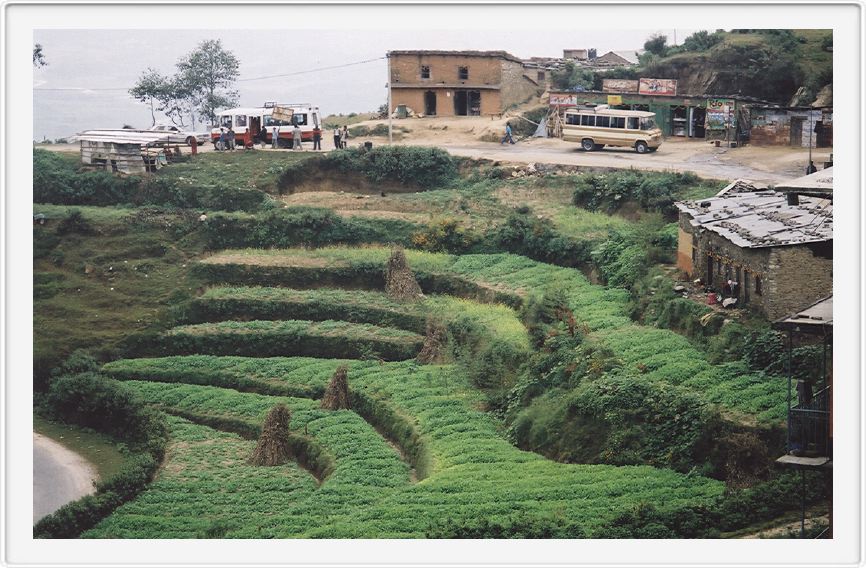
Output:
321,365,351,410
384,248,423,302
416,320,447,364
248,404,293,466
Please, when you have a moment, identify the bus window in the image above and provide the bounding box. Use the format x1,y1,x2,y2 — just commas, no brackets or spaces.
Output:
293,113,308,126
580,115,595,127
611,117,625,128
627,117,639,129
236,115,248,127
640,117,657,130
264,116,291,127
596,116,610,128
220,116,232,128
565,114,579,125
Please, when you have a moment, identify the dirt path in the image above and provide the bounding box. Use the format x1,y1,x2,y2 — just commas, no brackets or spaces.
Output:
33,432,98,523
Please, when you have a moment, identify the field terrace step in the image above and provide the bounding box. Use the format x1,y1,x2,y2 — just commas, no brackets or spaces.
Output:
92,359,725,538
194,247,785,422
83,381,415,538
140,319,423,361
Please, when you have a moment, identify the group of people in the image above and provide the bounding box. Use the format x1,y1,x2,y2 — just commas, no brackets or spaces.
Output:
266,124,349,151
217,126,236,151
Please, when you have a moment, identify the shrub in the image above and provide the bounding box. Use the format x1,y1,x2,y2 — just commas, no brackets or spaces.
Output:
427,514,585,538
278,146,457,192
492,209,592,268
572,170,716,217
410,217,477,253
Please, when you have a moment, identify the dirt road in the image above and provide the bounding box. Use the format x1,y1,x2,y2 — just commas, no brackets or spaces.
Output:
33,432,97,523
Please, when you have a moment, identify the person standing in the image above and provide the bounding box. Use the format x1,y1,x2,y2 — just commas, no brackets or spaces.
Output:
340,125,349,149
292,124,303,151
312,125,322,151
218,127,226,151
271,125,279,149
500,122,515,145
806,160,818,174
227,126,236,151
333,126,341,149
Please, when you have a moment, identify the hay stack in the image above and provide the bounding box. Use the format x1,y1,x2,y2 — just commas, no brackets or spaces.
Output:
385,248,422,302
248,404,293,466
321,365,351,410
416,320,447,364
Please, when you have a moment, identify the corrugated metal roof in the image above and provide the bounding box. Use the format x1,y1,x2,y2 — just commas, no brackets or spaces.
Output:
676,191,832,248
715,179,768,197
72,130,173,145
775,295,832,332
775,167,833,193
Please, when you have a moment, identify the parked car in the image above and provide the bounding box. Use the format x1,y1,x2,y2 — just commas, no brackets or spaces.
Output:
148,124,209,146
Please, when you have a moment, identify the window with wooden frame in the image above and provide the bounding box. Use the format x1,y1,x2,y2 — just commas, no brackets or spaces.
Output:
458,66,469,80
421,65,431,79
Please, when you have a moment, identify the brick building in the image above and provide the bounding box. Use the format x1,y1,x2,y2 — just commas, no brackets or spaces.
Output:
675,189,832,320
388,50,541,117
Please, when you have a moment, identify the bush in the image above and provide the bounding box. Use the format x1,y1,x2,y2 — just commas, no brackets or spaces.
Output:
572,170,715,217
410,217,477,253
278,146,457,191
492,209,592,268
427,514,585,538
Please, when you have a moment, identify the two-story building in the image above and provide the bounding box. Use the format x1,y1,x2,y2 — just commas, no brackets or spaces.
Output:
388,50,541,117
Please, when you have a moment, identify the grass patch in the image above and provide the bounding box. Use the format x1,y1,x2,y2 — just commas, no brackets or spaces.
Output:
33,414,128,481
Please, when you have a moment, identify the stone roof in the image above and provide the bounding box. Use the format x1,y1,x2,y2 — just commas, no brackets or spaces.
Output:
676,191,832,248
775,295,833,333
774,167,833,194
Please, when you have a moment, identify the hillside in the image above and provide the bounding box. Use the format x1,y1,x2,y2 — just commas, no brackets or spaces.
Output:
640,29,832,105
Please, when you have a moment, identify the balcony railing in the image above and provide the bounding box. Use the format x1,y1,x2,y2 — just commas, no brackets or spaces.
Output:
787,385,831,458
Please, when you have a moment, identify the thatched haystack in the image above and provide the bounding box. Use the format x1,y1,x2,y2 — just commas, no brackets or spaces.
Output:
248,404,293,466
321,365,351,410
385,248,422,301
416,320,447,364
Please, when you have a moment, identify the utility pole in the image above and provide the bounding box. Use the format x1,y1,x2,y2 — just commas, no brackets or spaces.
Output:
808,110,814,166
387,52,393,145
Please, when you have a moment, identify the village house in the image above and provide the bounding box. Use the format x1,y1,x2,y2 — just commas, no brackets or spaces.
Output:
746,105,832,148
675,176,832,321
388,50,542,117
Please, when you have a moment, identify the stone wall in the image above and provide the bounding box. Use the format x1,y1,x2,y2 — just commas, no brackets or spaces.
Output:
680,211,832,319
390,88,501,117
500,59,541,109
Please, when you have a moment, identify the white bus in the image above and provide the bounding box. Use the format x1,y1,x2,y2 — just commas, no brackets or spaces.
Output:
562,106,663,153
210,103,322,149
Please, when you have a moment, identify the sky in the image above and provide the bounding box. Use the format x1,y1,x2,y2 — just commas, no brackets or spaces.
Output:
33,29,699,141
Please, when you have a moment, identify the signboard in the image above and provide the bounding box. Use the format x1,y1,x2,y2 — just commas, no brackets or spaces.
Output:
638,78,677,96
602,79,639,94
607,95,623,106
549,93,578,107
271,105,295,122
706,98,734,130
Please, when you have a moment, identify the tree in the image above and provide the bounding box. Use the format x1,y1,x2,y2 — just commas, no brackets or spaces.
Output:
680,30,723,52
176,39,240,126
643,34,669,57
129,69,195,127
33,43,47,67
129,68,167,126
551,61,595,92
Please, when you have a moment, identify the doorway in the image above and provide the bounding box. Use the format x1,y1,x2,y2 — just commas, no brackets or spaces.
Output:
424,91,437,116
790,117,804,146
690,107,706,138
706,254,714,287
454,90,481,116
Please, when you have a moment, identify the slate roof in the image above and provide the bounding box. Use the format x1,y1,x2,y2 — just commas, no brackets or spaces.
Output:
676,191,832,248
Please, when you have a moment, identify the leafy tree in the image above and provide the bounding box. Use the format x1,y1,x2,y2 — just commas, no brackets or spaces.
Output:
176,39,240,126
33,43,47,67
129,68,168,126
643,33,669,56
680,30,723,52
550,60,594,91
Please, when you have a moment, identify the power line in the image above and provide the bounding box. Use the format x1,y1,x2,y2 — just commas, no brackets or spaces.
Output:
33,56,386,91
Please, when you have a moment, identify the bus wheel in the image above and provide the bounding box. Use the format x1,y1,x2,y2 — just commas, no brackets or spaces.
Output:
581,138,595,151
635,141,649,154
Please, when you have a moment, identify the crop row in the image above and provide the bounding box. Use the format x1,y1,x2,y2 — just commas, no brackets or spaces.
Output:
196,247,785,420
84,381,414,538
93,357,724,537
144,319,423,361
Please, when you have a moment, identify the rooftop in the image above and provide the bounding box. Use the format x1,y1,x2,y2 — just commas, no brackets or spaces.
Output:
388,50,524,64
774,167,833,194
72,130,174,145
775,295,833,334
676,191,832,248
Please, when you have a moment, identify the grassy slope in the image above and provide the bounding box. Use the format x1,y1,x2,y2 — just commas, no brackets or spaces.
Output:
33,414,128,480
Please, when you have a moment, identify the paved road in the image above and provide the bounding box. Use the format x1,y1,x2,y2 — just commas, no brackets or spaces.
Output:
33,432,97,523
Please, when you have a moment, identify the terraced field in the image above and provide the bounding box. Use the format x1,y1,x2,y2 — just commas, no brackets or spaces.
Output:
81,246,749,538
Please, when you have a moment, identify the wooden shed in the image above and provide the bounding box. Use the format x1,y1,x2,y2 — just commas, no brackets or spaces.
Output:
74,130,173,175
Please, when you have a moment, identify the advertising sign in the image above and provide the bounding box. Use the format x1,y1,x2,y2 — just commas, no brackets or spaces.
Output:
549,93,578,107
602,79,639,94
638,78,677,96
706,98,734,130
607,95,623,105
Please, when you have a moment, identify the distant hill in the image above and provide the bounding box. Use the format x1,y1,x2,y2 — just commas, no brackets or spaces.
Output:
638,29,832,105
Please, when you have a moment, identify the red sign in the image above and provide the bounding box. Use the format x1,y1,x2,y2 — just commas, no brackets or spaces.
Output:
638,78,677,96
